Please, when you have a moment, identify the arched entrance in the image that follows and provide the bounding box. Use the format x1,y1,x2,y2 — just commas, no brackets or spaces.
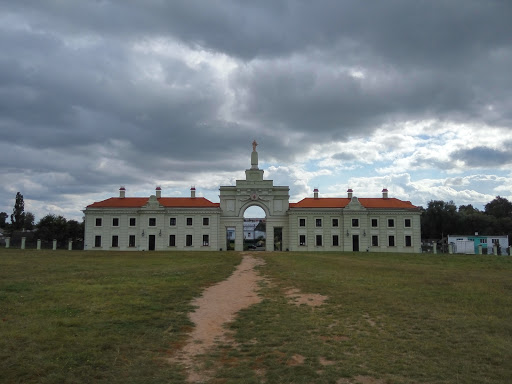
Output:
243,205,266,251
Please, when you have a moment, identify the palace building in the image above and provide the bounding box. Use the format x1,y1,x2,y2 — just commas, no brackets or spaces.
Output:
83,143,421,252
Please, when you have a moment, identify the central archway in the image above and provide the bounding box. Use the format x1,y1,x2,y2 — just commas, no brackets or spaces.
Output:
243,205,266,251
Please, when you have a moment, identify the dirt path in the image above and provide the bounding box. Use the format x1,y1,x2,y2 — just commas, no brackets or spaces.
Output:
170,253,265,382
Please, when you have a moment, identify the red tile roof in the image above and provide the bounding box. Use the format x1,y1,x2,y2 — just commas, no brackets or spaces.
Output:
290,197,419,210
86,197,220,208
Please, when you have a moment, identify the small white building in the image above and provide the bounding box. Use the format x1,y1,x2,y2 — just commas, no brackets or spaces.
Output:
448,234,509,255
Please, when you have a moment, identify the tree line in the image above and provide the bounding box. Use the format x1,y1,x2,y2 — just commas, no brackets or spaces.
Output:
1,192,84,247
421,196,512,240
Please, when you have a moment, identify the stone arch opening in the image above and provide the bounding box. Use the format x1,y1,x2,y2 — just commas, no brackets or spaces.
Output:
243,205,266,251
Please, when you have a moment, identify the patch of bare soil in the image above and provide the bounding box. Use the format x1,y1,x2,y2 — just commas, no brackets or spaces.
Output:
169,254,265,383
284,287,328,307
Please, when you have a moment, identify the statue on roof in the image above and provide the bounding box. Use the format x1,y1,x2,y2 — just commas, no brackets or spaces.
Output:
252,140,258,152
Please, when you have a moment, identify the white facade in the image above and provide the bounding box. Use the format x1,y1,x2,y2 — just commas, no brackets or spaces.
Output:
84,144,422,252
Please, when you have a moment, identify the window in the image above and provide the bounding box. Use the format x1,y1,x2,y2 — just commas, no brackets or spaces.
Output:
112,218,119,227
299,235,306,246
492,239,500,244
332,235,339,246
95,218,102,227
186,235,193,246
389,235,395,247
371,218,378,227
299,218,306,227
187,217,193,226
203,235,209,246
372,235,379,246
352,218,359,227
480,238,487,244
316,235,323,246
149,218,156,226
94,235,101,247
169,235,176,247
111,235,119,247
316,218,322,227
129,218,136,226
129,235,136,247
388,219,395,228
332,218,339,227
404,218,411,228
405,235,412,247
170,217,176,226
203,217,209,226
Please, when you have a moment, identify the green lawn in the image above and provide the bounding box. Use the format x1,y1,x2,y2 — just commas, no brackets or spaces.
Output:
1,250,511,383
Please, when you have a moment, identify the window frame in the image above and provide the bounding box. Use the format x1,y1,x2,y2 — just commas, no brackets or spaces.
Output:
299,234,306,246
202,234,209,246
299,218,306,227
404,218,411,228
372,235,379,247
203,217,209,226
316,234,323,246
169,217,176,226
111,235,119,248
95,218,102,227
112,218,119,227
186,217,193,226
351,218,359,227
128,235,136,247
387,218,395,228
169,234,176,247
332,234,339,246
94,235,102,247
149,217,156,227
371,218,378,227
186,234,193,247
315,218,322,227
388,235,395,247
405,235,412,247
129,217,136,227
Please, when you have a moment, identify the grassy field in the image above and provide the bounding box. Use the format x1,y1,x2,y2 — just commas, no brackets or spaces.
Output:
1,249,511,383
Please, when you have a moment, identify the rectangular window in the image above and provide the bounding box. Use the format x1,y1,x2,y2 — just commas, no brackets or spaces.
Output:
169,235,176,247
352,218,359,227
299,218,306,227
480,238,487,244
316,218,322,227
332,235,339,246
203,235,209,246
299,235,306,246
316,235,323,246
149,218,156,226
112,218,119,227
332,218,339,227
186,235,193,246
170,217,176,226
129,217,136,226
187,217,193,226
405,235,412,247
372,235,379,246
95,218,102,227
388,219,395,228
203,217,209,226
94,235,101,247
404,218,411,228
129,235,136,247
389,235,395,247
111,235,119,247
371,218,378,227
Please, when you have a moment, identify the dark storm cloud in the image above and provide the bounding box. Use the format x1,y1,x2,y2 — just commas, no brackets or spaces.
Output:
1,1,512,219
452,146,512,168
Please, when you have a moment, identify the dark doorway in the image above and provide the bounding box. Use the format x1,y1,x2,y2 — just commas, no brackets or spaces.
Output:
148,235,156,251
352,234,359,252
274,227,283,251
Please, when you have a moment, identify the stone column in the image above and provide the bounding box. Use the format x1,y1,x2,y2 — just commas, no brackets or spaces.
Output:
6,237,10,248
21,237,26,250
68,240,73,251
478,244,482,255
53,239,57,251
433,242,437,254
37,239,41,250
493,244,498,255
448,243,453,254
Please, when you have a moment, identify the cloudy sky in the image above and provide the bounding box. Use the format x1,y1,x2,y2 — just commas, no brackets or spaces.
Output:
2,1,512,222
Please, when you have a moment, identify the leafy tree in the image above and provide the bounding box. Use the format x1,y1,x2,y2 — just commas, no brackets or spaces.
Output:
421,200,458,239
11,192,25,230
0,212,8,228
24,212,35,231
485,196,512,219
35,214,68,245
66,220,84,243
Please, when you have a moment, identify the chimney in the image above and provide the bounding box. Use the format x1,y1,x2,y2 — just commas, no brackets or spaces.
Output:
156,186,161,198
313,188,319,199
382,188,389,199
347,188,353,199
119,186,126,198
191,186,196,198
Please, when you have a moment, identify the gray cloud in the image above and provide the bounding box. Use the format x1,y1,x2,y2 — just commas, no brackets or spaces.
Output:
1,1,512,220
